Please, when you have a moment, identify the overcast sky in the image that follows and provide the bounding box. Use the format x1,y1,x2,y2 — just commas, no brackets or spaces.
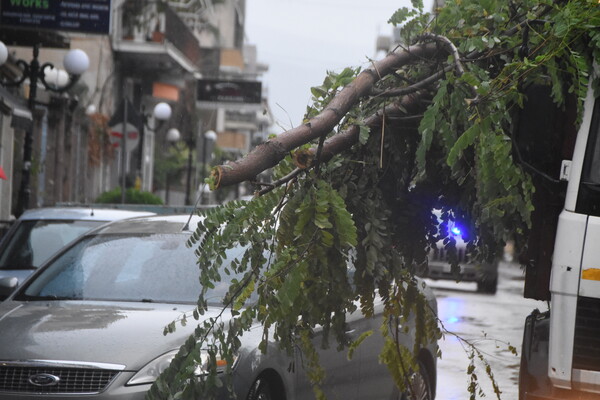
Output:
245,0,433,132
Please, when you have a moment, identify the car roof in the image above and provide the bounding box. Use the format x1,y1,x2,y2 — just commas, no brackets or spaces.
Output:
17,207,155,222
91,214,202,235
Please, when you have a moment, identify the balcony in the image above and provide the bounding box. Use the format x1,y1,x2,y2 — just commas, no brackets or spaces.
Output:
113,0,217,75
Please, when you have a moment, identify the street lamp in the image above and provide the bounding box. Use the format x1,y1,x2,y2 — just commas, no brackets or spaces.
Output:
0,42,8,66
164,128,180,205
199,130,217,205
164,127,215,205
135,101,172,196
0,41,89,217
166,127,181,142
164,127,196,206
153,102,172,121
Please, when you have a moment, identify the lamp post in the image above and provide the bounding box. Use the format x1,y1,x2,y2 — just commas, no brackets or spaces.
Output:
184,132,194,206
199,130,217,205
136,101,172,194
0,41,89,217
164,128,181,205
112,98,172,204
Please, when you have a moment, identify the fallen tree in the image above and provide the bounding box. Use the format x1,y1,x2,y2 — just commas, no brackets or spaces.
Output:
149,1,600,399
209,41,442,189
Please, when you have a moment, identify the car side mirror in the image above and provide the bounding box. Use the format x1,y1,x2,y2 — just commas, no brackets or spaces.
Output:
0,277,18,300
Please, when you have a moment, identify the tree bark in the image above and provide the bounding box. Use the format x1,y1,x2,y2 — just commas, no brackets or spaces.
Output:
211,42,444,189
292,91,427,169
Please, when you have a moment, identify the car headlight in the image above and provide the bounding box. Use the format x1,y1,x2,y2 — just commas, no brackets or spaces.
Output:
127,349,237,386
127,349,179,385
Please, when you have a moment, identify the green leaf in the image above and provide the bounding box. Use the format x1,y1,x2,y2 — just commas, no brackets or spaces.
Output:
359,124,370,145
447,121,481,167
233,278,255,311
311,85,328,99
348,331,373,360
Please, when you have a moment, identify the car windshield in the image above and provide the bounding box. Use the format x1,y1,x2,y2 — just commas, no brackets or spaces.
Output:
18,232,246,305
0,220,105,270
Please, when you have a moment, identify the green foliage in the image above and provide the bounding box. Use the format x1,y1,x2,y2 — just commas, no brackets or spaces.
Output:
308,67,362,123
347,330,373,361
466,346,502,400
149,1,600,399
95,187,163,205
153,142,188,192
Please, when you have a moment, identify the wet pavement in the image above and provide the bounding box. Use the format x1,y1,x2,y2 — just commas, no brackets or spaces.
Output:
424,261,546,400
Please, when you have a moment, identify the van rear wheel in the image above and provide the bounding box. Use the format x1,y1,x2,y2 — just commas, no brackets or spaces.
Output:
476,276,497,294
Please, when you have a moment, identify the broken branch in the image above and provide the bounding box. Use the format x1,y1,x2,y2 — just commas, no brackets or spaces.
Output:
210,42,444,189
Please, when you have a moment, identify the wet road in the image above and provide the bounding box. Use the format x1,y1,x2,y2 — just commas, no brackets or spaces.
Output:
424,261,546,400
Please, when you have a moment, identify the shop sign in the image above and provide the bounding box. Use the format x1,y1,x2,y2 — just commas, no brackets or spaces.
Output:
197,79,262,104
0,0,111,35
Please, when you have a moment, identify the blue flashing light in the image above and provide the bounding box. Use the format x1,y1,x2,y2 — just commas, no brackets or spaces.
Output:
450,226,462,236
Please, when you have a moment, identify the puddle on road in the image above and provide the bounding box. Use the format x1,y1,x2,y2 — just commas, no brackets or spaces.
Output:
444,315,477,325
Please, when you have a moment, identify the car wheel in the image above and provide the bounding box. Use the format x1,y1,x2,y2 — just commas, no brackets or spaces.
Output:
401,362,433,400
476,276,497,294
247,378,273,400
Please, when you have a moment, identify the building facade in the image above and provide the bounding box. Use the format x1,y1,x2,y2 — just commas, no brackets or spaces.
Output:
0,0,272,218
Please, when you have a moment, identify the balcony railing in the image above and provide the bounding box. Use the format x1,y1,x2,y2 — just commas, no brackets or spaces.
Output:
119,0,202,69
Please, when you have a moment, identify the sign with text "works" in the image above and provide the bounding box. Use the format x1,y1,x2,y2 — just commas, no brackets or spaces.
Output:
0,0,111,35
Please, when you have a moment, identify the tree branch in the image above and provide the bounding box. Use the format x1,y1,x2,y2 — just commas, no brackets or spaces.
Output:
244,92,426,197
210,4,555,191
255,168,304,196
371,64,454,98
418,33,465,76
210,42,444,189
292,91,426,169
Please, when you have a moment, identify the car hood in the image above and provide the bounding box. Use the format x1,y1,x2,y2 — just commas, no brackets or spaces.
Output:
0,300,226,370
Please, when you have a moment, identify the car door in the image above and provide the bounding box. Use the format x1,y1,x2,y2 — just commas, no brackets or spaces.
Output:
294,309,364,400
357,294,405,399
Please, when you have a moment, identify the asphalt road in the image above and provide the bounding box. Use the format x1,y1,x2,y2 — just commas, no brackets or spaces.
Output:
424,261,546,400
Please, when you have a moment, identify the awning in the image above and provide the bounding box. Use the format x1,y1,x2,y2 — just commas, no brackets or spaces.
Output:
0,28,69,49
0,86,32,131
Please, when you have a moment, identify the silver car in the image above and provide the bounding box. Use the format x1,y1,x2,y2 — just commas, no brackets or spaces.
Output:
0,214,438,400
0,207,155,286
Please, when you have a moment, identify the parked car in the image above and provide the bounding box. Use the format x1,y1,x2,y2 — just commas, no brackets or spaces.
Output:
0,214,438,400
0,207,155,285
423,210,499,294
